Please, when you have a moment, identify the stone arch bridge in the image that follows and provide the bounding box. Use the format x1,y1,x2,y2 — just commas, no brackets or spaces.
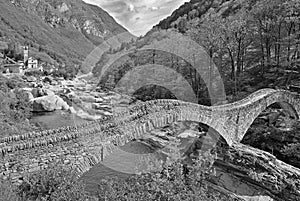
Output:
0,89,299,183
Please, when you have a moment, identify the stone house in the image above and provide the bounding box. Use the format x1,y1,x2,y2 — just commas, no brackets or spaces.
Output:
2,64,23,74
27,57,38,69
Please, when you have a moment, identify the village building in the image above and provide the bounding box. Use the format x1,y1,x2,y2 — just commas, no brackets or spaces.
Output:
0,51,25,74
27,57,38,69
0,45,56,75
21,46,41,71
2,63,24,74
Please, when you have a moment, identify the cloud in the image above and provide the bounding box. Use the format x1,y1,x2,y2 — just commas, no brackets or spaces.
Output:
83,0,190,36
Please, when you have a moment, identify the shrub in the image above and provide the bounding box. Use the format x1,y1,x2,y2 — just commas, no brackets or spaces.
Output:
17,165,91,201
8,89,32,121
5,75,27,89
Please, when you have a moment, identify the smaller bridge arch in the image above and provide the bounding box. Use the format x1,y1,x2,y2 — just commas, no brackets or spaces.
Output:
114,106,233,146
235,91,300,142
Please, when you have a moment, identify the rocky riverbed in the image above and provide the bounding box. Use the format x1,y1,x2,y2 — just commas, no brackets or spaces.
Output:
14,75,136,128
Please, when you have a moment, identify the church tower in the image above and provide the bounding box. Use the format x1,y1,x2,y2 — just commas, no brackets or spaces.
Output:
23,46,29,63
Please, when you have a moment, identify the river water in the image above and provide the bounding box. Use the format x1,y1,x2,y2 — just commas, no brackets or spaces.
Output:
30,110,89,130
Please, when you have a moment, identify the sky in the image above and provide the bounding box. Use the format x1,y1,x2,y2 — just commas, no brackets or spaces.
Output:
83,0,190,36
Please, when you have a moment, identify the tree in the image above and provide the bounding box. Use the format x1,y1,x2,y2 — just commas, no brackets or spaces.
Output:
249,0,300,72
187,13,225,99
220,9,254,94
187,9,254,96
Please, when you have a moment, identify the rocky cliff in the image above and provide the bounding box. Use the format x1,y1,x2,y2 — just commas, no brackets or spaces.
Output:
9,0,130,42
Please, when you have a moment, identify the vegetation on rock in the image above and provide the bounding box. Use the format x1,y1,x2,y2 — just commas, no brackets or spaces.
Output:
17,165,90,201
0,75,36,137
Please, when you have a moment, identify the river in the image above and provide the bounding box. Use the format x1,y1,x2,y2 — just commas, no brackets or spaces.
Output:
30,110,89,130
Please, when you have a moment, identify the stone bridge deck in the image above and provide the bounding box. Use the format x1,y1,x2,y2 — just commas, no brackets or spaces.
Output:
0,89,299,183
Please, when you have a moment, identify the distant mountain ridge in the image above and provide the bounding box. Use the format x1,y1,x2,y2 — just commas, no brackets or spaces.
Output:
0,0,135,75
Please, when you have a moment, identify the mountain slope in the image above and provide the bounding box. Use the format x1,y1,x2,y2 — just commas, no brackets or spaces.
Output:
0,0,135,75
153,0,214,30
152,0,243,32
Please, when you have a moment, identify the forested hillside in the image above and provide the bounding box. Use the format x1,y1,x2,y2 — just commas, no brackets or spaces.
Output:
155,0,300,94
95,0,300,104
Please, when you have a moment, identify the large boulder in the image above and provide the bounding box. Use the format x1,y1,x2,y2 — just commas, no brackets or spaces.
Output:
30,95,69,112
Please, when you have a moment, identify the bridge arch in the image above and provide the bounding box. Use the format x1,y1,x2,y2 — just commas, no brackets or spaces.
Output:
236,92,300,142
115,105,232,147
